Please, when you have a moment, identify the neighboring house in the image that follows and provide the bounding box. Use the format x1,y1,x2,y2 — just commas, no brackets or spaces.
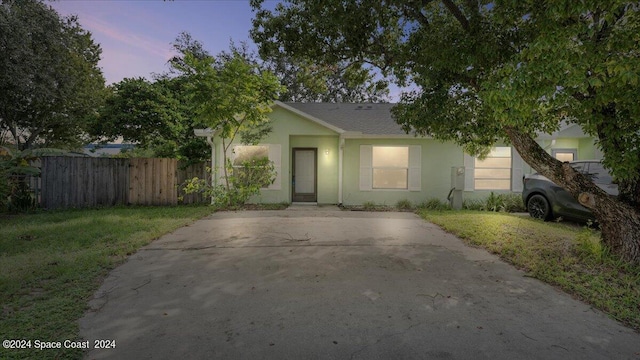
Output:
83,142,135,157
196,101,601,206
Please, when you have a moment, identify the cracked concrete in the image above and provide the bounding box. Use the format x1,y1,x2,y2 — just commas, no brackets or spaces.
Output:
81,209,640,359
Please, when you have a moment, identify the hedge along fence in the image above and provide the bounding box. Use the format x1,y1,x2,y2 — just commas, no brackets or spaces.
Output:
40,157,209,209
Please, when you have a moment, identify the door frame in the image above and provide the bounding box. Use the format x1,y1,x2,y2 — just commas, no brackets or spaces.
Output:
292,148,317,202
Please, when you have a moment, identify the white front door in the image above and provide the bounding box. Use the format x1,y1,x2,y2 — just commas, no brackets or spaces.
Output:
292,148,317,202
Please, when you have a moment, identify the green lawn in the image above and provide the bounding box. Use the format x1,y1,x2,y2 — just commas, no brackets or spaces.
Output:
0,206,215,360
419,210,640,331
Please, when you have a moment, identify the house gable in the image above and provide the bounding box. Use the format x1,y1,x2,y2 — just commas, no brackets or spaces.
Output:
273,101,345,134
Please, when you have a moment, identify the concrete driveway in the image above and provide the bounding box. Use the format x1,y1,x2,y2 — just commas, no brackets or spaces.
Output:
81,208,640,360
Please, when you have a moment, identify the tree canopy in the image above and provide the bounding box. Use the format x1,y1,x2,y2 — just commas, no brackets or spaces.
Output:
168,34,284,190
0,0,105,150
251,0,640,263
260,50,390,103
94,34,291,165
91,75,210,165
218,40,390,103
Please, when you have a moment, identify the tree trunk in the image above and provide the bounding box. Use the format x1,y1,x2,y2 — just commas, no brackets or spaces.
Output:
221,138,231,192
617,178,640,212
504,126,640,264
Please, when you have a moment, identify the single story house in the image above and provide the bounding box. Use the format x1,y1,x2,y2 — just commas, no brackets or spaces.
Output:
195,101,601,206
83,143,135,157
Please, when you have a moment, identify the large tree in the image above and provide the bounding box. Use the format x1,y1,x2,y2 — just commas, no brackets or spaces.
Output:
92,33,217,165
0,0,105,150
169,34,284,191
261,51,390,102
92,76,209,165
251,0,640,263
218,40,390,103
91,33,285,166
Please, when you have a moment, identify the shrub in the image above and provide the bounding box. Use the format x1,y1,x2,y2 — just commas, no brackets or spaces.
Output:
463,198,484,211
417,198,451,211
0,168,9,212
396,199,413,210
362,201,377,211
181,157,276,208
498,193,526,213
463,192,525,213
0,146,55,212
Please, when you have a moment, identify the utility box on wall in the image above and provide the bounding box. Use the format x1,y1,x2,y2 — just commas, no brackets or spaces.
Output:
449,166,465,210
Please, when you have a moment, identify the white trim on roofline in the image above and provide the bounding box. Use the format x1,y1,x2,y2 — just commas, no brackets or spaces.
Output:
273,101,345,134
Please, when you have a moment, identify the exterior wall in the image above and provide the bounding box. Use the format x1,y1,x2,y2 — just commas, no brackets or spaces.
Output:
578,138,598,160
521,137,601,175
208,104,603,205
342,138,463,206
213,106,339,204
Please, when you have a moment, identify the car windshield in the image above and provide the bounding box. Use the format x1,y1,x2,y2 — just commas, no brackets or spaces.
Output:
570,162,587,173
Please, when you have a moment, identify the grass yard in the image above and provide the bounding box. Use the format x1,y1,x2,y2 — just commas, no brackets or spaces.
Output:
418,210,640,331
0,206,215,360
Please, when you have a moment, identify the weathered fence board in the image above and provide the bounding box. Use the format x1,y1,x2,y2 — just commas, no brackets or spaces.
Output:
128,158,178,206
40,157,207,209
177,162,210,204
41,157,129,209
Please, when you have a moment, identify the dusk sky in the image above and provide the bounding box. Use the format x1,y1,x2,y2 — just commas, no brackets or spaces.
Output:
50,0,268,85
49,0,407,99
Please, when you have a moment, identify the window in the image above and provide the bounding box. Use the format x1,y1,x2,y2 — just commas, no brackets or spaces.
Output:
552,149,577,162
372,146,409,189
585,162,613,185
231,144,281,190
360,145,420,191
474,147,511,190
232,145,269,165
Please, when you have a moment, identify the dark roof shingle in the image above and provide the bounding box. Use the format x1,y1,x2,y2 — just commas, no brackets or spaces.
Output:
283,102,405,135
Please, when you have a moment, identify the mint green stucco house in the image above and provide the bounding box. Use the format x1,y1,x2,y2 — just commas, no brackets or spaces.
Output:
196,101,601,206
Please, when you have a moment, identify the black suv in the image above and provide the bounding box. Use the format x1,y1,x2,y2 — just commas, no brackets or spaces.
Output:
522,161,618,221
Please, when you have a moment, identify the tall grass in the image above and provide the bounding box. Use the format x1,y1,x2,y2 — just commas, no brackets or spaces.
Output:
419,210,640,331
463,192,525,213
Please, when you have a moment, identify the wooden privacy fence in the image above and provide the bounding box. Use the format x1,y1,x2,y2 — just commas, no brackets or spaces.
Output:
40,157,209,209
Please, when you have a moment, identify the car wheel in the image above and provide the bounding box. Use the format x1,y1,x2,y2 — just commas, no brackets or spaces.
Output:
527,194,552,221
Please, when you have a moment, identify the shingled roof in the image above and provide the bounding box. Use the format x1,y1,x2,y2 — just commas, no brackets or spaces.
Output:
283,102,406,135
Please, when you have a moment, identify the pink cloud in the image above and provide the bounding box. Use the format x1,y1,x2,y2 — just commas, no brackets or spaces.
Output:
82,13,176,61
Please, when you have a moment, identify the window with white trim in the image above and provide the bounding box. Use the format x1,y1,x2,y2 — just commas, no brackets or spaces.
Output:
552,149,577,162
474,147,511,190
360,145,420,191
231,144,281,190
232,145,269,165
372,146,409,189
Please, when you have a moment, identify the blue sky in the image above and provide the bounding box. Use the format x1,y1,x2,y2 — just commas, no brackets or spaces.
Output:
50,0,264,85
50,1,407,100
